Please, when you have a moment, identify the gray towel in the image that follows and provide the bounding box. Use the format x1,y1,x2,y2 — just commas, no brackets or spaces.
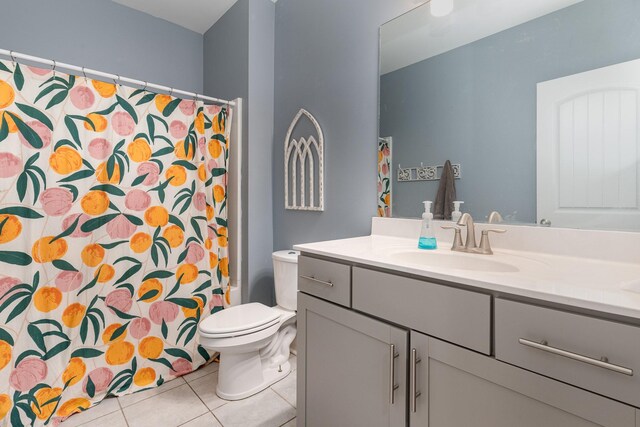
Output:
434,160,456,220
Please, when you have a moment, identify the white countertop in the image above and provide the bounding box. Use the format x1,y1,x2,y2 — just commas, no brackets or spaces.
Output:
294,234,640,320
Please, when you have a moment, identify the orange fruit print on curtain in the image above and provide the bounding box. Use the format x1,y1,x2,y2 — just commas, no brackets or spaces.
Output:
0,60,231,426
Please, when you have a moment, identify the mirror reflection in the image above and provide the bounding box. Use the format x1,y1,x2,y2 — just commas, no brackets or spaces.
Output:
379,0,640,230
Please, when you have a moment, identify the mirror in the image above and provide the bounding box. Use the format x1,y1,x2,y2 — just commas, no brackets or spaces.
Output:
379,0,640,231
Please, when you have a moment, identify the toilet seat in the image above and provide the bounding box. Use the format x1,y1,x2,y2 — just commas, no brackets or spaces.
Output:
199,302,280,338
200,317,280,339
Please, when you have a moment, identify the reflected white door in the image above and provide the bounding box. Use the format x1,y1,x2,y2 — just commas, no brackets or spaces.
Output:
537,58,640,230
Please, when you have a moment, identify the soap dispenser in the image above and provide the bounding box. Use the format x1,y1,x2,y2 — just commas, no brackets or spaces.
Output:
451,201,464,222
418,201,437,250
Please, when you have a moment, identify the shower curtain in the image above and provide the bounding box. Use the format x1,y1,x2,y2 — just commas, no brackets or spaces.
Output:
0,61,231,426
377,137,391,217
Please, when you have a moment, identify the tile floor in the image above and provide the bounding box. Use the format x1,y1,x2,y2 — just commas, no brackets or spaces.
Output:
61,355,297,427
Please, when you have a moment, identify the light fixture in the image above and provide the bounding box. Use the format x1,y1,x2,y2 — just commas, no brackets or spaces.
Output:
430,0,453,17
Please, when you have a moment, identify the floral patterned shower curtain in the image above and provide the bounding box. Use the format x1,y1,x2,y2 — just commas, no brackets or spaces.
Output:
377,137,391,217
0,61,231,426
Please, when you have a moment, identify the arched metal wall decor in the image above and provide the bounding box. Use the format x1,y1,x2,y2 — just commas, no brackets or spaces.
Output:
284,109,324,211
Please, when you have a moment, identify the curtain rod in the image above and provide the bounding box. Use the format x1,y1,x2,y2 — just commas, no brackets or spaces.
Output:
0,48,235,107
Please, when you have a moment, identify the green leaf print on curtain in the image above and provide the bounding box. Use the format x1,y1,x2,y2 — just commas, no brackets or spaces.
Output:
0,61,231,426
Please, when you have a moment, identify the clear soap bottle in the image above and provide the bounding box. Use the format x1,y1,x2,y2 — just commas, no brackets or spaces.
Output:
451,201,464,222
418,201,437,250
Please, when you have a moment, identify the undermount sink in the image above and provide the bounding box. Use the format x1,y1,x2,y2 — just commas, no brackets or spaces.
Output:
389,250,520,273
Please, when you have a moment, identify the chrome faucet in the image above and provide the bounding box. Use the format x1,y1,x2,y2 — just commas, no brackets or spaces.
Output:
442,212,506,255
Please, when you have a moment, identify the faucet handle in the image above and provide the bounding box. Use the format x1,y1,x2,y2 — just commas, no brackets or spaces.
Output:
488,211,503,224
441,226,463,251
478,228,506,255
482,228,506,235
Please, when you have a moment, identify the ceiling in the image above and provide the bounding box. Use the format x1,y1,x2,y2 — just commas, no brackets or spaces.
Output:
381,0,584,75
112,0,250,34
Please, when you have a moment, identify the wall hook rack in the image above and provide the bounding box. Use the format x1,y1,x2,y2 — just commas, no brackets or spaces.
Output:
397,163,461,182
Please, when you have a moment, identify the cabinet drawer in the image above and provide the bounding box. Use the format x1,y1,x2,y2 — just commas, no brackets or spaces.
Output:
352,267,491,354
298,256,351,307
495,299,640,407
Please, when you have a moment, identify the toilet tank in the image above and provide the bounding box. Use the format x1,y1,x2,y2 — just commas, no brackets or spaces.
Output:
272,250,299,311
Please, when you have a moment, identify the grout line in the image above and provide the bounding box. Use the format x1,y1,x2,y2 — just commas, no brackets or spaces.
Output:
120,408,130,427
210,410,225,427
184,366,220,385
114,397,131,427
184,377,222,417
182,373,227,426
278,415,296,427
176,412,210,427
186,370,218,385
66,397,121,426
270,386,296,409
117,377,185,409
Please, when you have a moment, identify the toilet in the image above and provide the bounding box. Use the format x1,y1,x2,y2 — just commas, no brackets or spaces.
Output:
198,250,299,400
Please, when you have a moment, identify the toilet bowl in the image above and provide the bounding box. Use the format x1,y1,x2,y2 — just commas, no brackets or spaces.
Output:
198,250,299,400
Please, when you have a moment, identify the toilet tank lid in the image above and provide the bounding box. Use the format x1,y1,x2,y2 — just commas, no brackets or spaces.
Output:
272,250,299,263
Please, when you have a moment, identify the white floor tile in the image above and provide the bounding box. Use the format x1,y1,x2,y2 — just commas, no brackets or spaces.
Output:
188,372,228,411
179,412,223,427
61,396,120,426
122,383,209,427
79,409,128,427
281,418,296,427
271,371,296,407
118,376,185,408
183,361,220,383
212,388,296,427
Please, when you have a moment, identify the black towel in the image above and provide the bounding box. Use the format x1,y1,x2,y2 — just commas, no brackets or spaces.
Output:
434,160,456,220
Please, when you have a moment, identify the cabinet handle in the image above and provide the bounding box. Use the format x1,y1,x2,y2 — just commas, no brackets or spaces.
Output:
299,275,334,287
410,348,422,413
518,338,633,376
389,344,399,404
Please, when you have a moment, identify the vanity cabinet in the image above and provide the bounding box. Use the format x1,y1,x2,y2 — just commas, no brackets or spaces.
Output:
297,254,640,426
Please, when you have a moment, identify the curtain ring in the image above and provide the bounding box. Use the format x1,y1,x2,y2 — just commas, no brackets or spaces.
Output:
194,93,199,103
143,81,148,92
9,50,16,66
113,74,120,86
51,60,57,77
169,88,174,97
81,66,88,82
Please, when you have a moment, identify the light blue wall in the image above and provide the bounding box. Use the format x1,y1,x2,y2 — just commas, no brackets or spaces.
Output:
204,0,251,302
0,0,203,92
381,0,640,221
272,0,419,251
204,0,275,305
247,0,276,304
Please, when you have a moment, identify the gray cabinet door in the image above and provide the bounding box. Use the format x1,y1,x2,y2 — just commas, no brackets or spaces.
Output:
417,334,636,427
297,292,408,427
409,331,429,426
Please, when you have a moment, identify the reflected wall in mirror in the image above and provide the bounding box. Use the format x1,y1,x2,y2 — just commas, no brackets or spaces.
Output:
379,0,640,231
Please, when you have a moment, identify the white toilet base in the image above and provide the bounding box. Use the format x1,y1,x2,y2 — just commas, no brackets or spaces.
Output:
214,322,297,401
217,358,291,400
